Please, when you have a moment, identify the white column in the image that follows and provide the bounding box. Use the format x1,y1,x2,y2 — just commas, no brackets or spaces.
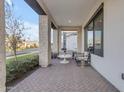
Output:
52,29,59,53
81,28,84,52
77,29,82,52
0,0,6,91
39,15,51,67
58,29,61,52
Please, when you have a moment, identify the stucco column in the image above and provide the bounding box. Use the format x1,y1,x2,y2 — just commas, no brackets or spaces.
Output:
0,0,6,91
58,29,61,52
77,29,82,52
39,15,51,67
52,29,59,53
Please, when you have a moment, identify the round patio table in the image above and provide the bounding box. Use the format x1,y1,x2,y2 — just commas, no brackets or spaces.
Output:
58,54,72,64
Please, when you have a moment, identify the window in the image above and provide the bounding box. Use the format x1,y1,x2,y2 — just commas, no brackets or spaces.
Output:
84,4,104,57
94,11,103,56
85,22,94,53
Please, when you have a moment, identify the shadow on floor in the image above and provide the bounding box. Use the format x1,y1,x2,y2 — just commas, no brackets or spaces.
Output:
6,66,40,91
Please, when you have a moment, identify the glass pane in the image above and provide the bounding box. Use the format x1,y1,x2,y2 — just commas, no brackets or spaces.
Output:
94,12,103,56
87,22,94,53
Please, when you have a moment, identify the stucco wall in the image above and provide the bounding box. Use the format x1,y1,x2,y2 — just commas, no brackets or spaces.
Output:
66,33,77,51
82,0,124,91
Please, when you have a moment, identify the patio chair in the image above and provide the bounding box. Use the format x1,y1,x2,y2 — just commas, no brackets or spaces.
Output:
75,52,91,66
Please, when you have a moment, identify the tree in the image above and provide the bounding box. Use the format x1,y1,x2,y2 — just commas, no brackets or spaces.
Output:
5,2,25,61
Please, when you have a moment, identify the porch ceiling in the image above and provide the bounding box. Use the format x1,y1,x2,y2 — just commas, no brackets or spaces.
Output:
38,0,98,26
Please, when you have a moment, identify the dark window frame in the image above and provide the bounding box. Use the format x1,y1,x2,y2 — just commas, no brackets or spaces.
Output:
84,3,104,57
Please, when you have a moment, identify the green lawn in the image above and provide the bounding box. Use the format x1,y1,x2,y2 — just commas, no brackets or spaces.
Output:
6,53,37,64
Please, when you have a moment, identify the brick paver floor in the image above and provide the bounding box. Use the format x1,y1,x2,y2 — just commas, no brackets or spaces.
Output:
9,59,118,92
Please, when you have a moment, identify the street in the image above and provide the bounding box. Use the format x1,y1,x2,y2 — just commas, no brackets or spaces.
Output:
6,48,39,57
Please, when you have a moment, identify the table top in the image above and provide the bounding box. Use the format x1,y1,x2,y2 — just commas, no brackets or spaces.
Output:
58,54,72,59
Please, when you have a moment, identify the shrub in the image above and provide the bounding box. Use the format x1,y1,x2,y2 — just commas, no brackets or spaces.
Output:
6,54,39,83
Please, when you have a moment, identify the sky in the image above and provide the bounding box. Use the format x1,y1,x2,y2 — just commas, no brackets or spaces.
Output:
5,0,77,50
5,0,39,41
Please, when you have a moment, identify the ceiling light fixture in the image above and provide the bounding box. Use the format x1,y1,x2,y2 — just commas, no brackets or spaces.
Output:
68,20,71,23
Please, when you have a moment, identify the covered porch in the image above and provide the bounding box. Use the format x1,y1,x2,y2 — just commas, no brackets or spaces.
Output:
9,59,118,92
0,0,124,92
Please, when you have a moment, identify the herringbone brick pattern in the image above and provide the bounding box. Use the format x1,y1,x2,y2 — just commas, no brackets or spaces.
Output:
9,59,118,92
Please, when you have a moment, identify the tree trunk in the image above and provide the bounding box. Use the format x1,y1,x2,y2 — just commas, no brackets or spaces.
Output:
13,48,17,61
